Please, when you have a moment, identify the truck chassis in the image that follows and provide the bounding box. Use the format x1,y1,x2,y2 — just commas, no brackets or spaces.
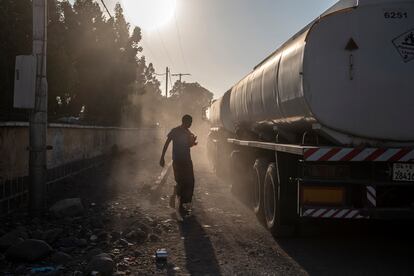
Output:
211,138,414,236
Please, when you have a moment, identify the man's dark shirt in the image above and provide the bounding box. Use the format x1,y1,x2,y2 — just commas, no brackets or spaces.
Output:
168,126,193,162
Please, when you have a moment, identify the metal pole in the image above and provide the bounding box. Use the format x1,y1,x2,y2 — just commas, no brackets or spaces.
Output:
30,0,48,216
165,67,169,97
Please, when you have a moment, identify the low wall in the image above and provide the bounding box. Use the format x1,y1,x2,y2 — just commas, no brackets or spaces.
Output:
0,122,164,215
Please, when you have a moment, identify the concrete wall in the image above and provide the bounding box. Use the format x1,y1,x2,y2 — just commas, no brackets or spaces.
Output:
0,122,163,179
0,122,163,215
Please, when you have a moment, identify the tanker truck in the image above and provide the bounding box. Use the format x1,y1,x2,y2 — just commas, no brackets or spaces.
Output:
206,0,414,237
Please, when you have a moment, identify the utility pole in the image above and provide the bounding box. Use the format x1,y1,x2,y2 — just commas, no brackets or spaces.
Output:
165,66,169,97
30,0,48,215
171,73,191,95
171,73,191,83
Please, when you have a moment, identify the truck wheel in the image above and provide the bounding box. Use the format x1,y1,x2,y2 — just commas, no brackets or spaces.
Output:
230,150,253,202
263,163,295,238
229,150,243,191
252,158,268,221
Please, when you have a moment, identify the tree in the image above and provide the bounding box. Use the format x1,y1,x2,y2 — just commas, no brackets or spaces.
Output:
0,0,32,120
167,81,213,129
0,0,212,129
47,0,79,119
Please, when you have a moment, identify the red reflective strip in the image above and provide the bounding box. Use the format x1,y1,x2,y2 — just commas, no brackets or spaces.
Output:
317,209,330,218
319,148,342,161
305,209,317,216
367,189,376,199
339,209,352,218
389,149,411,162
340,148,364,161
304,148,319,159
330,209,342,218
350,211,360,219
365,148,386,161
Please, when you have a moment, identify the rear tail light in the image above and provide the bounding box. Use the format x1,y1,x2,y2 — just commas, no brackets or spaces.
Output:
301,186,345,206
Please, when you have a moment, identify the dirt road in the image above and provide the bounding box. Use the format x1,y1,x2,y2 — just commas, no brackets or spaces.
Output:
2,144,414,275
108,147,414,275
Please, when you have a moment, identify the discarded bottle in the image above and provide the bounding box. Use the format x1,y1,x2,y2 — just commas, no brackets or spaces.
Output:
155,248,168,263
31,267,56,273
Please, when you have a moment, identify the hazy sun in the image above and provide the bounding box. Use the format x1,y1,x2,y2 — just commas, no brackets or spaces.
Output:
122,0,177,31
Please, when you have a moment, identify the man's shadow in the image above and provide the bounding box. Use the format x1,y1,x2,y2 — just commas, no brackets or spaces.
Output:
178,215,222,275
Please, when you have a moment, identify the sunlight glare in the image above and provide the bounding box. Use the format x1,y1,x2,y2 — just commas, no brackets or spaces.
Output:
122,0,177,31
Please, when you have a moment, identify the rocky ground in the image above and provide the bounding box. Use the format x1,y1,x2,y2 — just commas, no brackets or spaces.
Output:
1,142,414,276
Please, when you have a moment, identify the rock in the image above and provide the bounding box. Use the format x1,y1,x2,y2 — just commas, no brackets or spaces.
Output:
5,239,52,261
15,226,29,239
90,217,104,229
59,246,76,253
125,230,147,244
97,231,110,241
117,262,129,271
86,248,103,260
15,264,28,274
42,228,63,244
113,272,126,276
133,250,143,257
31,229,44,240
49,198,84,218
76,238,87,247
153,226,163,235
57,237,79,247
131,222,151,235
31,217,42,225
0,228,28,251
111,231,121,241
117,239,132,247
85,253,114,276
58,237,85,248
51,251,72,265
90,235,98,242
148,233,161,242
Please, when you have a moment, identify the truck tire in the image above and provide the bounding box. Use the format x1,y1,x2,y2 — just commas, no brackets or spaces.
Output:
206,136,215,172
230,150,253,202
263,162,296,238
252,158,269,221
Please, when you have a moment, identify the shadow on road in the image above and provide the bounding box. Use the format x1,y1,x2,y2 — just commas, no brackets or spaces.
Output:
178,215,222,276
277,221,414,276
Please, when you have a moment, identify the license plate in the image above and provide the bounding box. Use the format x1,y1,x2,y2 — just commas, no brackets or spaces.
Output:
393,163,414,182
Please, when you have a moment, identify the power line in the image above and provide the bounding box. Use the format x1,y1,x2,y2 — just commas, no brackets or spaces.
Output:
100,0,112,18
156,28,174,67
173,12,190,72
141,39,160,67
154,72,166,76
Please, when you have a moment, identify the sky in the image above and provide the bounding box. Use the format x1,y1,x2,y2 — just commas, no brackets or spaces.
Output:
100,0,338,97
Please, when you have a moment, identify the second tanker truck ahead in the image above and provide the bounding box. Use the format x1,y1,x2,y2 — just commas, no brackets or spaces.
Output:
206,0,414,237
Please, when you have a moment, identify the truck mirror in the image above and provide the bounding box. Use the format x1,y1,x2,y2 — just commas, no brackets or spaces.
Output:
202,106,210,121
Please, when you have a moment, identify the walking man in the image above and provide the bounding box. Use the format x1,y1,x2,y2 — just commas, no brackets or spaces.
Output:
160,115,197,216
